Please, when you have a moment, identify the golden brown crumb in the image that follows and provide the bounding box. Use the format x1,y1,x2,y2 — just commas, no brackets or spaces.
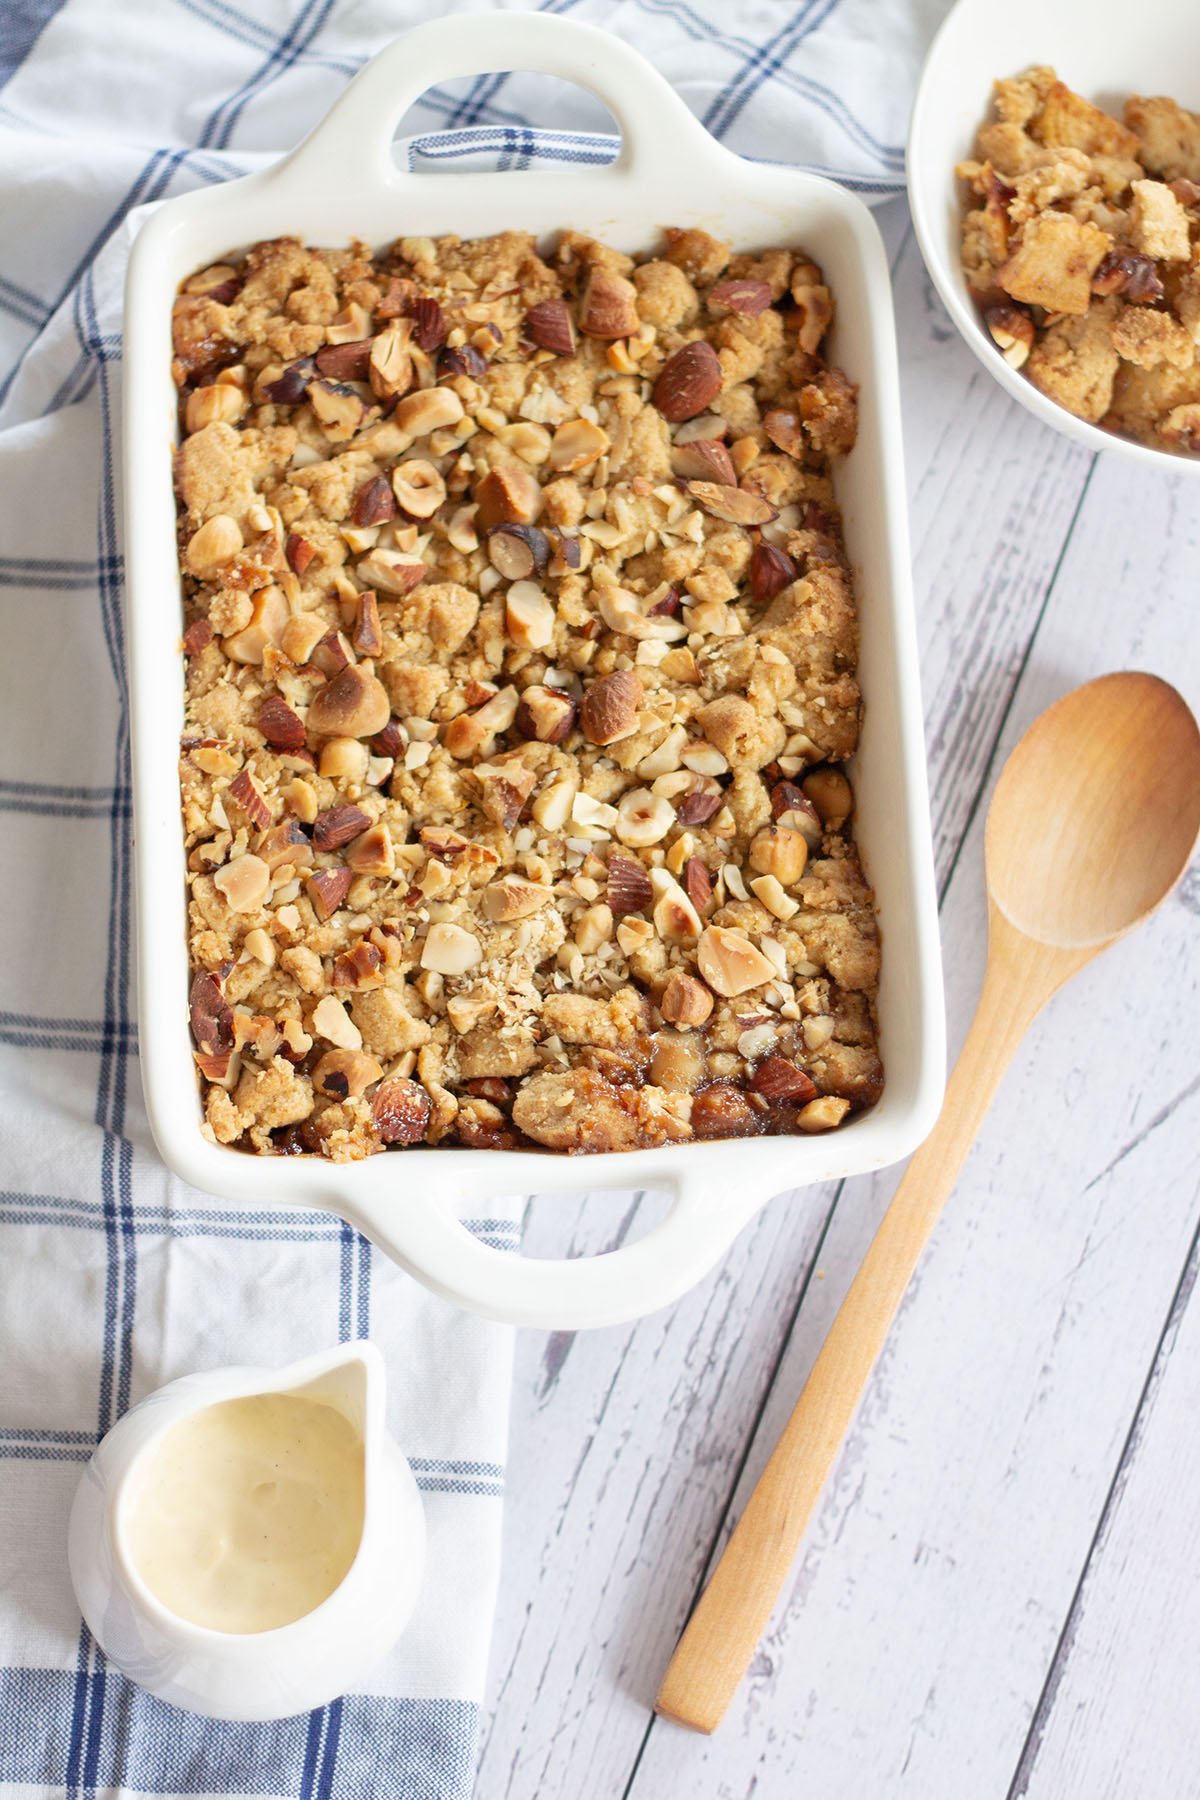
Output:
177,226,882,1158
959,68,1200,453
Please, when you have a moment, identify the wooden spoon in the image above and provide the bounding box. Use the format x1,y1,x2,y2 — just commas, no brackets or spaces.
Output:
656,671,1200,1735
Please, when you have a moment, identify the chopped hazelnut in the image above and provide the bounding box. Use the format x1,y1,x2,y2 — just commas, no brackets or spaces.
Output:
307,666,391,739
186,513,243,574
421,921,483,975
659,971,714,1027
697,925,776,998
313,1048,383,1099
312,994,363,1050
214,852,269,912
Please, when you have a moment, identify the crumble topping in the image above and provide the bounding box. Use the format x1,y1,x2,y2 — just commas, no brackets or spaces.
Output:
174,226,882,1159
958,68,1200,452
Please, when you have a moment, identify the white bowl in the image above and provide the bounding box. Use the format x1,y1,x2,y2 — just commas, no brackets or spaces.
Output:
908,0,1200,472
125,13,944,1330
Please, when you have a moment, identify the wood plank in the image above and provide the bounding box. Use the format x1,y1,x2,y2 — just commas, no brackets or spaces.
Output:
1012,1210,1200,1800
476,212,1200,1800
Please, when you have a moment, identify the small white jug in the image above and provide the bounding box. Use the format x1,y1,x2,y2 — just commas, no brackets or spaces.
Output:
68,1341,425,1720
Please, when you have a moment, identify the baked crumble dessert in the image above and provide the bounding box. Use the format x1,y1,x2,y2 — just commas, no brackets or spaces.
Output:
174,225,882,1160
959,68,1200,453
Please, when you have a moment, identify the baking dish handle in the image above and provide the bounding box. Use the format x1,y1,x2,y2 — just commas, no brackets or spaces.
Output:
273,12,724,191
340,1169,760,1331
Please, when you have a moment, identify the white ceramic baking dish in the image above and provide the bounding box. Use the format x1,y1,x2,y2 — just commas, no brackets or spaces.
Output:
125,12,944,1331
909,0,1200,473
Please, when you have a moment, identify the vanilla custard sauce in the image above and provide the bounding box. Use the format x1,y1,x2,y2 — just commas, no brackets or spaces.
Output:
124,1392,365,1633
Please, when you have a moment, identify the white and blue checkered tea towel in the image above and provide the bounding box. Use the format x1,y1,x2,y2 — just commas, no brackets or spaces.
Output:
0,0,944,1794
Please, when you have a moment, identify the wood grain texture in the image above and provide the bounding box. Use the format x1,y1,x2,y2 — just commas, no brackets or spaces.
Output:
475,198,1200,1800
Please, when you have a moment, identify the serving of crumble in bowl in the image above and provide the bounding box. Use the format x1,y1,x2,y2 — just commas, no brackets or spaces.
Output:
909,0,1200,468
123,14,942,1326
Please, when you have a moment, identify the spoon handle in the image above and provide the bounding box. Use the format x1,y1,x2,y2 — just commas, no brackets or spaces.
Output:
655,923,1077,1735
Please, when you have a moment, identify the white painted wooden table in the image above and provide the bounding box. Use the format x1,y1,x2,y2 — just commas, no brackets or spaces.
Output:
473,196,1200,1800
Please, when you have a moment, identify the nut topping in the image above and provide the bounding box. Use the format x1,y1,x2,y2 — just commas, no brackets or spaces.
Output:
525,298,576,355
345,822,395,875
186,513,243,574
255,687,305,745
596,585,687,643
549,418,609,473
308,379,363,438
762,409,804,457
659,971,713,1028
189,970,233,1054
351,475,396,527
354,591,383,657
313,1048,383,1099
313,804,372,851
392,459,446,519
227,769,272,831
653,340,722,422
442,686,520,759
505,581,556,650
394,385,464,437
751,1056,817,1102
983,303,1036,369
615,788,674,847
176,225,879,1161
410,295,447,352
214,852,270,913
307,665,391,739
606,855,654,915
372,1077,432,1144
671,438,737,484
185,384,245,432
674,781,724,827
802,766,853,830
697,925,776,997
255,820,312,871
182,618,213,655
797,1095,851,1133
1090,249,1164,303
749,540,796,603
686,481,776,526
580,668,644,745
691,1083,760,1140
353,547,426,595
285,531,315,576
475,463,543,529
488,524,551,580
261,358,314,404
515,685,577,743
707,278,773,317
421,921,483,976
684,857,712,911
368,320,414,399
306,867,353,921
482,878,553,922
578,266,640,339
222,585,289,667
312,994,362,1050
314,338,373,382
749,824,809,886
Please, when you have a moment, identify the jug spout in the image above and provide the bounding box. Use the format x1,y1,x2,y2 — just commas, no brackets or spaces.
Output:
277,1341,383,1446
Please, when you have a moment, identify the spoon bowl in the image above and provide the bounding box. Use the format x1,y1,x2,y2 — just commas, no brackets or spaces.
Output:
987,672,1200,950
